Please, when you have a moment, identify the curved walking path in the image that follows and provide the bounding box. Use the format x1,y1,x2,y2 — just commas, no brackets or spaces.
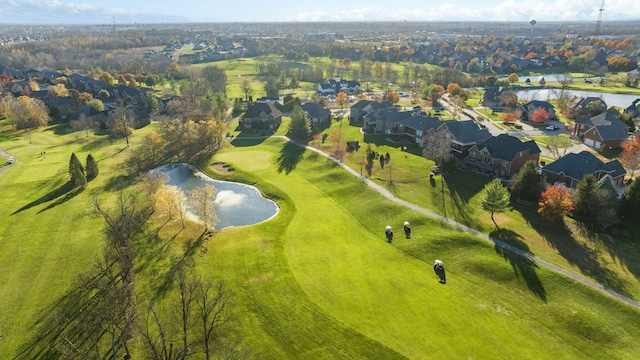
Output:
244,135,640,309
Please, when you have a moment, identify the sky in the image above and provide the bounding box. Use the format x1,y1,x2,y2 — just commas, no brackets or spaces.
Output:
1,0,639,24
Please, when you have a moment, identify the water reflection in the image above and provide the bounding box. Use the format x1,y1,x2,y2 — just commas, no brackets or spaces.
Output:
152,163,279,229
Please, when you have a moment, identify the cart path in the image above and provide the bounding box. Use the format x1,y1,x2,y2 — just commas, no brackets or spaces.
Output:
239,135,640,309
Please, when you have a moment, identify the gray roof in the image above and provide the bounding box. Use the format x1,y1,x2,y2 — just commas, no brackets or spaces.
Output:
542,151,626,181
592,125,629,141
442,120,491,145
398,115,441,133
244,102,282,119
301,103,330,118
475,133,541,161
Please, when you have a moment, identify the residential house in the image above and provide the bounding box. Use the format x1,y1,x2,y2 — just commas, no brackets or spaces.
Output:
240,103,283,131
517,100,556,122
0,66,25,80
256,96,280,105
364,107,418,134
621,98,640,119
67,73,112,96
395,113,442,144
301,103,331,129
5,80,38,96
626,68,640,81
45,96,74,121
481,87,505,108
350,100,393,124
566,96,607,118
439,120,491,157
465,133,541,177
317,77,361,95
573,112,630,150
69,105,105,125
112,85,146,107
541,151,626,187
157,95,181,114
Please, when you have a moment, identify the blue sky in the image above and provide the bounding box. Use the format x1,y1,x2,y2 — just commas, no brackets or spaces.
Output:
1,0,639,24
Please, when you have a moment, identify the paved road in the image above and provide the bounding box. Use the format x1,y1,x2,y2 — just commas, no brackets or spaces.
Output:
264,135,640,309
0,148,14,175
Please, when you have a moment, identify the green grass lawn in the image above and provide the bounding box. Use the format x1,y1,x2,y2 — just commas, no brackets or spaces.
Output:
3,118,640,358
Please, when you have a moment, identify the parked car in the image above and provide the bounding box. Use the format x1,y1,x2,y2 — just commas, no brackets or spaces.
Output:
545,125,558,131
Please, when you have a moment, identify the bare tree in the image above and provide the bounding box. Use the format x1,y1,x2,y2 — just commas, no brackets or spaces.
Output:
195,279,233,360
422,129,454,166
240,79,252,102
551,73,573,114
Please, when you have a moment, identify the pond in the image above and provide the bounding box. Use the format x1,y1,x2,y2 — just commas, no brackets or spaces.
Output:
152,163,279,230
517,88,639,107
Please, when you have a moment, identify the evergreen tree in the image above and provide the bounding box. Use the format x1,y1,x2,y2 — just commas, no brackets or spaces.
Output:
479,179,511,229
69,152,86,188
287,106,312,140
573,174,598,218
594,175,620,228
623,177,640,215
511,161,542,202
85,154,99,181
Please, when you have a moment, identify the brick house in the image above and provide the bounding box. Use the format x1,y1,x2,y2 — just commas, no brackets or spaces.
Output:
465,134,541,177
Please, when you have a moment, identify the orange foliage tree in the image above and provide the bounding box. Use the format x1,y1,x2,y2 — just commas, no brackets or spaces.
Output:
531,107,549,123
620,134,640,178
384,92,400,104
501,111,520,123
447,83,461,96
538,185,574,223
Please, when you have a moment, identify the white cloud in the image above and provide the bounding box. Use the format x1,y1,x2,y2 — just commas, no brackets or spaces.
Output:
290,0,640,22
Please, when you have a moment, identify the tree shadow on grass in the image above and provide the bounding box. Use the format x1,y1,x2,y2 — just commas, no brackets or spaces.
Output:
441,171,486,229
12,180,78,215
517,203,629,297
573,220,640,290
276,141,305,174
491,228,547,301
13,261,119,359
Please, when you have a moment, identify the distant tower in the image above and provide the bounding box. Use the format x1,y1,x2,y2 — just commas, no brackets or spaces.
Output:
530,19,537,34
595,0,605,36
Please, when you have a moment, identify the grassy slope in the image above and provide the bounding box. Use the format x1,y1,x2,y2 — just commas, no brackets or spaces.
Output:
2,119,640,358
0,123,132,354
206,137,640,359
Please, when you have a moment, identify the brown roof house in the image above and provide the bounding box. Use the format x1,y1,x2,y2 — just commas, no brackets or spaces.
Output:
541,151,626,187
573,112,630,150
239,103,283,131
465,133,541,178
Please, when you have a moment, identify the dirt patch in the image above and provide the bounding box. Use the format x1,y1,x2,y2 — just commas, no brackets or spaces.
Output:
211,162,234,175
248,274,270,283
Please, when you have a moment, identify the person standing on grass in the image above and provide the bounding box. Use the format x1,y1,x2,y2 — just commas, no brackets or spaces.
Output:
385,225,393,243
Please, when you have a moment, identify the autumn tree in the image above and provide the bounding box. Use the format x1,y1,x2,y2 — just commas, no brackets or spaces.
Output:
422,129,453,166
479,179,511,229
69,152,86,188
501,111,520,124
288,106,312,140
510,160,543,202
168,61,181,79
507,73,519,84
446,83,461,96
384,91,400,104
3,95,49,131
498,90,518,108
85,153,99,181
538,185,573,223
47,83,69,98
108,106,135,146
620,134,640,178
335,91,349,109
531,107,549,123
189,184,219,233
